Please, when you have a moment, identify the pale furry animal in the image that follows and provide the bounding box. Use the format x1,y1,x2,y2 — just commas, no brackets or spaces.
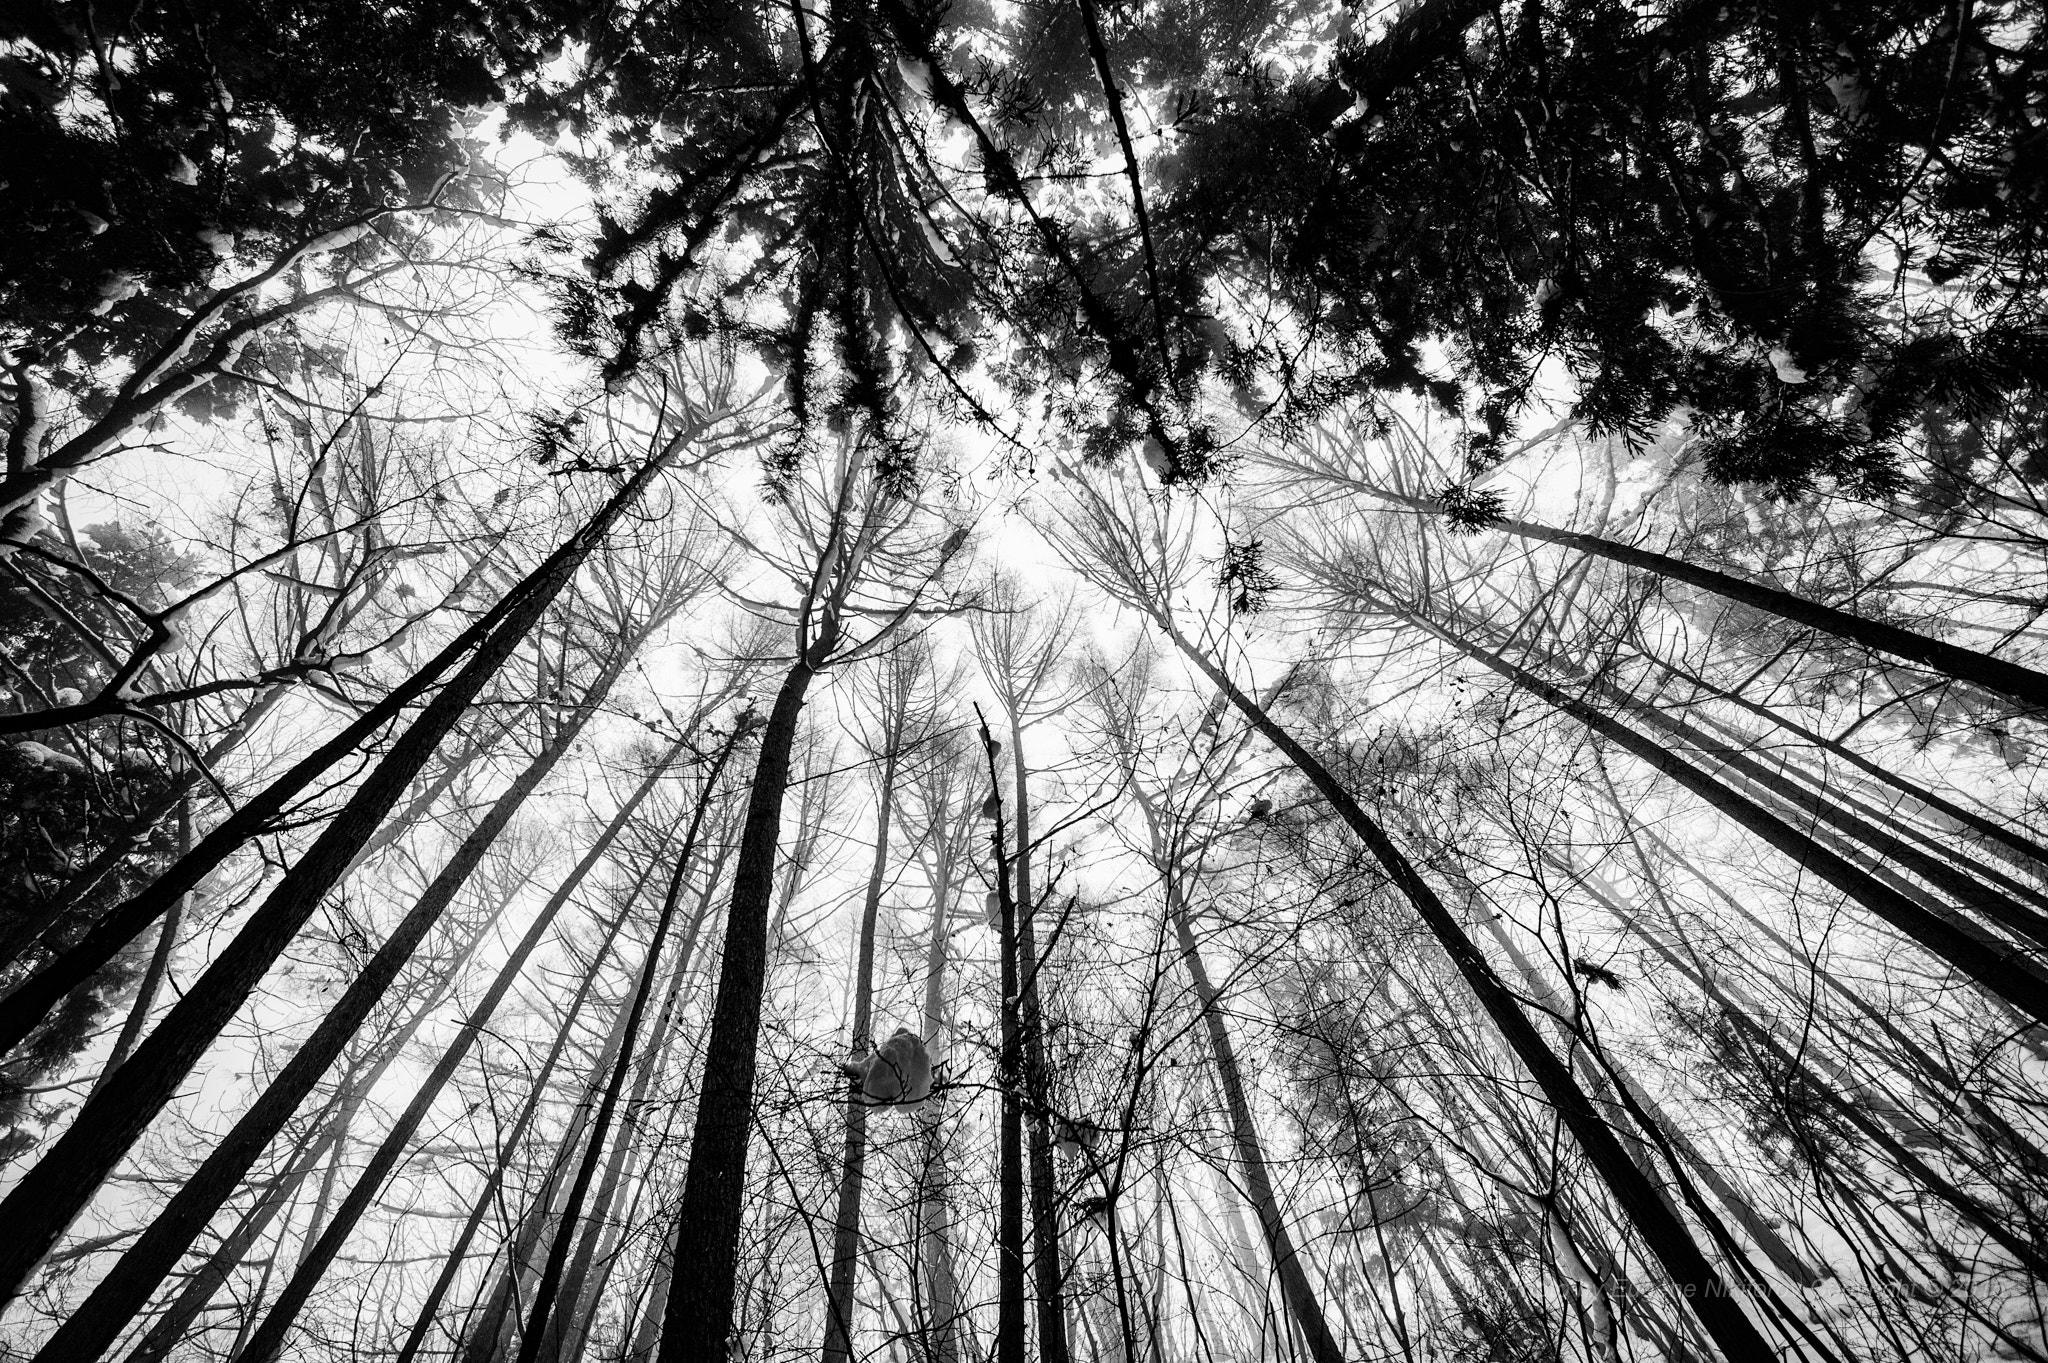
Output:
838,1027,933,1107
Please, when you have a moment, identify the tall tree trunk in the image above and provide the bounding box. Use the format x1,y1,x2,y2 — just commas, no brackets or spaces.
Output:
1600,885,2048,1279
460,919,650,1363
978,720,1028,1363
1648,654,2048,876
1458,894,1830,1363
0,454,695,1308
115,866,516,1363
913,793,962,1363
0,680,297,972
1566,659,2048,948
290,1101,355,1272
1669,703,2048,934
1352,480,2048,710
389,895,639,1363
88,800,188,1094
553,1146,647,1363
624,1230,673,1363
767,730,835,949
1611,1074,1825,1289
0,449,676,1060
118,1090,351,1363
514,728,743,1363
1375,596,2048,1027
1466,891,1835,1307
230,756,690,1363
659,656,818,1362
1161,872,1345,1363
1151,614,1777,1361
1009,726,1072,1363
823,749,898,1363
128,779,663,1363
547,861,728,1363
1631,825,2048,1172
22,650,655,1359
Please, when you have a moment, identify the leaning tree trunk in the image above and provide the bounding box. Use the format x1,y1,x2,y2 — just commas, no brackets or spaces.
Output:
513,728,742,1363
1163,874,1346,1363
1599,885,2048,1280
388,896,639,1363
461,868,663,1363
1612,1073,1826,1288
0,461,652,1062
0,679,300,972
88,800,189,1093
1499,604,2048,961
1544,647,2048,948
1635,823,2048,1172
1152,613,1776,1361
22,655,659,1362
546,857,730,1363
115,866,516,1363
658,654,819,1363
118,1082,356,1363
1357,480,2048,711
0,454,692,1309
822,749,899,1363
1465,889,1841,1353
1664,703,2048,938
1373,594,2048,1028
1648,653,2048,877
229,751,692,1363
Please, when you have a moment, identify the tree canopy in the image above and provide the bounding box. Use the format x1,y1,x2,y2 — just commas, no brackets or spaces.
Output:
2,1,2046,1361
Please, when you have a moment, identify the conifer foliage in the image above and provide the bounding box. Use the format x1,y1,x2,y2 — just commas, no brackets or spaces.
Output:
2,1,2046,1361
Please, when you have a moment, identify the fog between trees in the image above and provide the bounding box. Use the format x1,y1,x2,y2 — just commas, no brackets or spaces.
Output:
3,1,2047,1360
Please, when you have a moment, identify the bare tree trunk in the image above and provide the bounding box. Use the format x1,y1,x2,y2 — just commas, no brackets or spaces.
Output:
659,656,818,1362
214,740,687,1363
24,646,654,1359
0,453,698,1309
290,1102,355,1272
1163,879,1345,1363
823,750,898,1363
0,681,296,972
1648,654,2048,876
388,899,637,1363
1376,597,2048,1027
1613,1073,1825,1288
515,727,744,1363
912,782,964,1363
116,880,501,1360
553,1146,647,1363
1352,480,2048,710
1634,825,2048,1173
88,800,188,1092
1602,884,2048,1279
979,719,1029,1363
1671,704,2048,934
547,861,728,1363
0,448,682,1063
463,892,656,1363
119,1096,346,1362
1467,892,1835,1308
1152,614,1776,1361
121,844,523,1363
625,1230,673,1363
1010,727,1072,1363
1571,662,2048,948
